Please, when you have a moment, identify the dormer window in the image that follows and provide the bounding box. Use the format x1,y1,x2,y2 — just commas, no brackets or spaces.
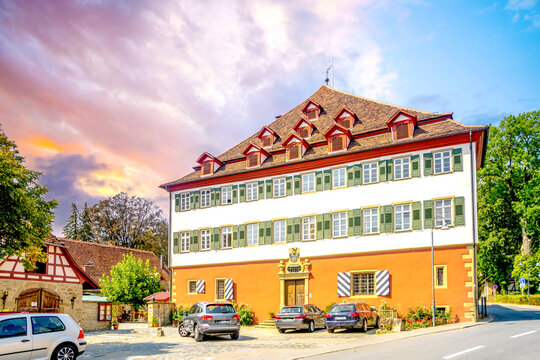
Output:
386,110,417,141
282,134,310,161
334,107,356,130
324,124,352,154
293,118,315,139
195,152,223,176
257,126,277,149
242,143,270,169
302,100,321,120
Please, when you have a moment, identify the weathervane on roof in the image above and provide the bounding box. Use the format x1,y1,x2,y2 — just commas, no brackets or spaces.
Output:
324,59,334,87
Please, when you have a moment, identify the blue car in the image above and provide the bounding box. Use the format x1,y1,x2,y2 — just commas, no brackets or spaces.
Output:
325,302,379,333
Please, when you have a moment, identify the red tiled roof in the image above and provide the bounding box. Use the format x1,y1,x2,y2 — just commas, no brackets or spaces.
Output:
143,292,170,302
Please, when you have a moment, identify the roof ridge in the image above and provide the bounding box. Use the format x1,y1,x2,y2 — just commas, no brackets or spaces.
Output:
321,85,452,116
56,237,157,255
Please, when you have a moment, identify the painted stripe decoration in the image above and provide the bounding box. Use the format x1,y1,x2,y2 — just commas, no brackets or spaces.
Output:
376,270,390,296
337,272,351,297
225,278,234,300
196,280,205,293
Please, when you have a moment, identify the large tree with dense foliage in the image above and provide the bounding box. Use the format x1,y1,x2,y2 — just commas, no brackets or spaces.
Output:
0,125,57,261
62,203,79,240
477,111,540,290
79,202,94,242
99,253,162,310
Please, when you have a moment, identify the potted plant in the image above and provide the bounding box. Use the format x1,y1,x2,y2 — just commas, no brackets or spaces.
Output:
268,311,275,319
111,319,119,330
152,316,159,327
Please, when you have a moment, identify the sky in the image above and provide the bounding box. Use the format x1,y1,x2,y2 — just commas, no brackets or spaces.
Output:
1,0,539,235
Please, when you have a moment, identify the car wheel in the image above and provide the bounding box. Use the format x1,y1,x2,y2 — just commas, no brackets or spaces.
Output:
374,317,380,329
327,328,334,333
307,321,315,333
278,328,286,333
230,331,240,340
178,324,189,337
360,319,368,332
194,325,204,342
52,343,77,360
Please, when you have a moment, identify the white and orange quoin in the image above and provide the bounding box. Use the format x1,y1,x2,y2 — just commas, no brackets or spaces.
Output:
160,85,489,323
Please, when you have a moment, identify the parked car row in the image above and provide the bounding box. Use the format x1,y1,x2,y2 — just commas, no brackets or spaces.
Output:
276,302,379,334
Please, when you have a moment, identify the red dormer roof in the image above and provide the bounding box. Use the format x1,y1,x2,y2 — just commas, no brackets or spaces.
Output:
242,143,271,157
282,133,311,150
196,152,224,166
293,118,316,132
302,99,321,114
334,107,356,121
257,125,277,139
323,124,353,140
386,110,418,127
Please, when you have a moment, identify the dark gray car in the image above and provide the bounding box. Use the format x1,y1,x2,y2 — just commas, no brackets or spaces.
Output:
275,304,326,333
178,302,241,342
325,302,379,333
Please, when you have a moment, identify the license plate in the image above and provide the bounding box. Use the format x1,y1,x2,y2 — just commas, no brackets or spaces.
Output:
335,317,346,320
216,320,230,324
282,319,293,321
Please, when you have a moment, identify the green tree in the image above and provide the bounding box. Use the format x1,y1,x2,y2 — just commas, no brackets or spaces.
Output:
79,202,94,242
511,252,540,294
99,253,162,310
63,203,80,240
0,125,57,260
478,111,540,289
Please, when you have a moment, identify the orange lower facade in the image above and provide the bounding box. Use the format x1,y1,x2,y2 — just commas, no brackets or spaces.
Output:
171,245,476,323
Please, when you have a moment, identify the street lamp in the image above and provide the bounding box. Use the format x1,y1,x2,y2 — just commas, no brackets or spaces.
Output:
431,216,449,327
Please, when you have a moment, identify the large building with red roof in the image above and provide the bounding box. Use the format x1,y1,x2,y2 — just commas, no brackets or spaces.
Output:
161,85,488,323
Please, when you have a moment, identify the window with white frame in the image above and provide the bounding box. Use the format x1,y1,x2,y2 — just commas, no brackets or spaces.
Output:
434,151,452,174
302,173,315,193
394,157,410,180
246,223,258,246
221,227,232,249
363,208,379,234
434,199,453,227
246,182,258,201
302,216,316,241
200,189,211,208
332,212,347,238
363,162,378,184
221,186,232,204
200,229,210,250
180,232,190,253
332,168,346,188
394,204,411,231
273,220,286,243
273,178,285,197
180,193,190,211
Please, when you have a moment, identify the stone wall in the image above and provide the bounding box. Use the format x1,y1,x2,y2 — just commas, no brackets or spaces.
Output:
147,302,174,327
0,279,108,331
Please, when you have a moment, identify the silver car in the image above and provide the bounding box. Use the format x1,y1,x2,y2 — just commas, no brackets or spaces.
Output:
178,302,241,342
275,304,326,333
0,312,86,360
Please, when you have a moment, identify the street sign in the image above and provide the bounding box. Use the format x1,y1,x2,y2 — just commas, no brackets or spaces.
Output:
520,277,526,289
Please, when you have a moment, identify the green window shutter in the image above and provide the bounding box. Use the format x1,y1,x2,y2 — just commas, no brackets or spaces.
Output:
258,181,265,200
354,208,362,235
211,189,215,206
265,221,272,244
238,224,246,247
195,192,200,209
294,175,301,195
232,185,238,203
286,218,293,242
424,200,433,229
412,201,422,230
316,214,324,239
454,196,465,225
175,194,180,212
190,192,196,210
211,227,220,250
173,232,179,254
293,217,301,241
453,148,463,172
411,155,420,178
379,160,387,182
354,164,362,186
286,177,293,196
190,230,199,251
323,170,331,190
265,180,273,199
232,225,239,248
258,222,265,245
315,171,323,192
347,166,355,187
386,160,393,181
348,210,355,236
216,188,221,204
380,205,393,233
239,184,245,202
323,213,331,238
424,153,433,176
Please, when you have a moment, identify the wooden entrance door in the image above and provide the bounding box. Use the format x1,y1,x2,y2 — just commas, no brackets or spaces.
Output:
17,289,61,313
285,280,305,306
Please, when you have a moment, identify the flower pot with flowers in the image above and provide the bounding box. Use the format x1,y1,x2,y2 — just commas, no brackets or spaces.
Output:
111,319,119,330
152,316,159,327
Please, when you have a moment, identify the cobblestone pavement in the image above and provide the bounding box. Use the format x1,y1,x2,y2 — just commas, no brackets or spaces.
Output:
79,323,377,360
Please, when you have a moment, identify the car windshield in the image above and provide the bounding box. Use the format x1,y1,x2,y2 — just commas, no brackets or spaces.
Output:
206,304,235,314
330,304,355,313
279,307,302,314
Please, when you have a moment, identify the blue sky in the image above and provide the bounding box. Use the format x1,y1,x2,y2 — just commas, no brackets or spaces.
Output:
0,0,538,234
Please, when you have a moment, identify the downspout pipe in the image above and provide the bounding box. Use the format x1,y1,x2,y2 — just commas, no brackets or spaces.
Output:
168,187,173,305
470,131,479,321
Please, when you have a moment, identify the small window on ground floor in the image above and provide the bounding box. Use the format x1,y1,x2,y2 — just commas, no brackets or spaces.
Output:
98,303,112,321
351,272,375,296
188,280,197,294
216,279,225,300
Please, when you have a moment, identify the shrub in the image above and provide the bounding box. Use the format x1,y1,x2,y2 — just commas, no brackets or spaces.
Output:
490,294,540,306
238,306,254,325
401,306,455,330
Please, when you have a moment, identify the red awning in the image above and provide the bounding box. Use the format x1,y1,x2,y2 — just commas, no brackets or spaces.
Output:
143,292,170,302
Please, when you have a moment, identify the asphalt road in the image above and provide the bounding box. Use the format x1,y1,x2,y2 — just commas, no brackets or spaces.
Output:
310,304,540,360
